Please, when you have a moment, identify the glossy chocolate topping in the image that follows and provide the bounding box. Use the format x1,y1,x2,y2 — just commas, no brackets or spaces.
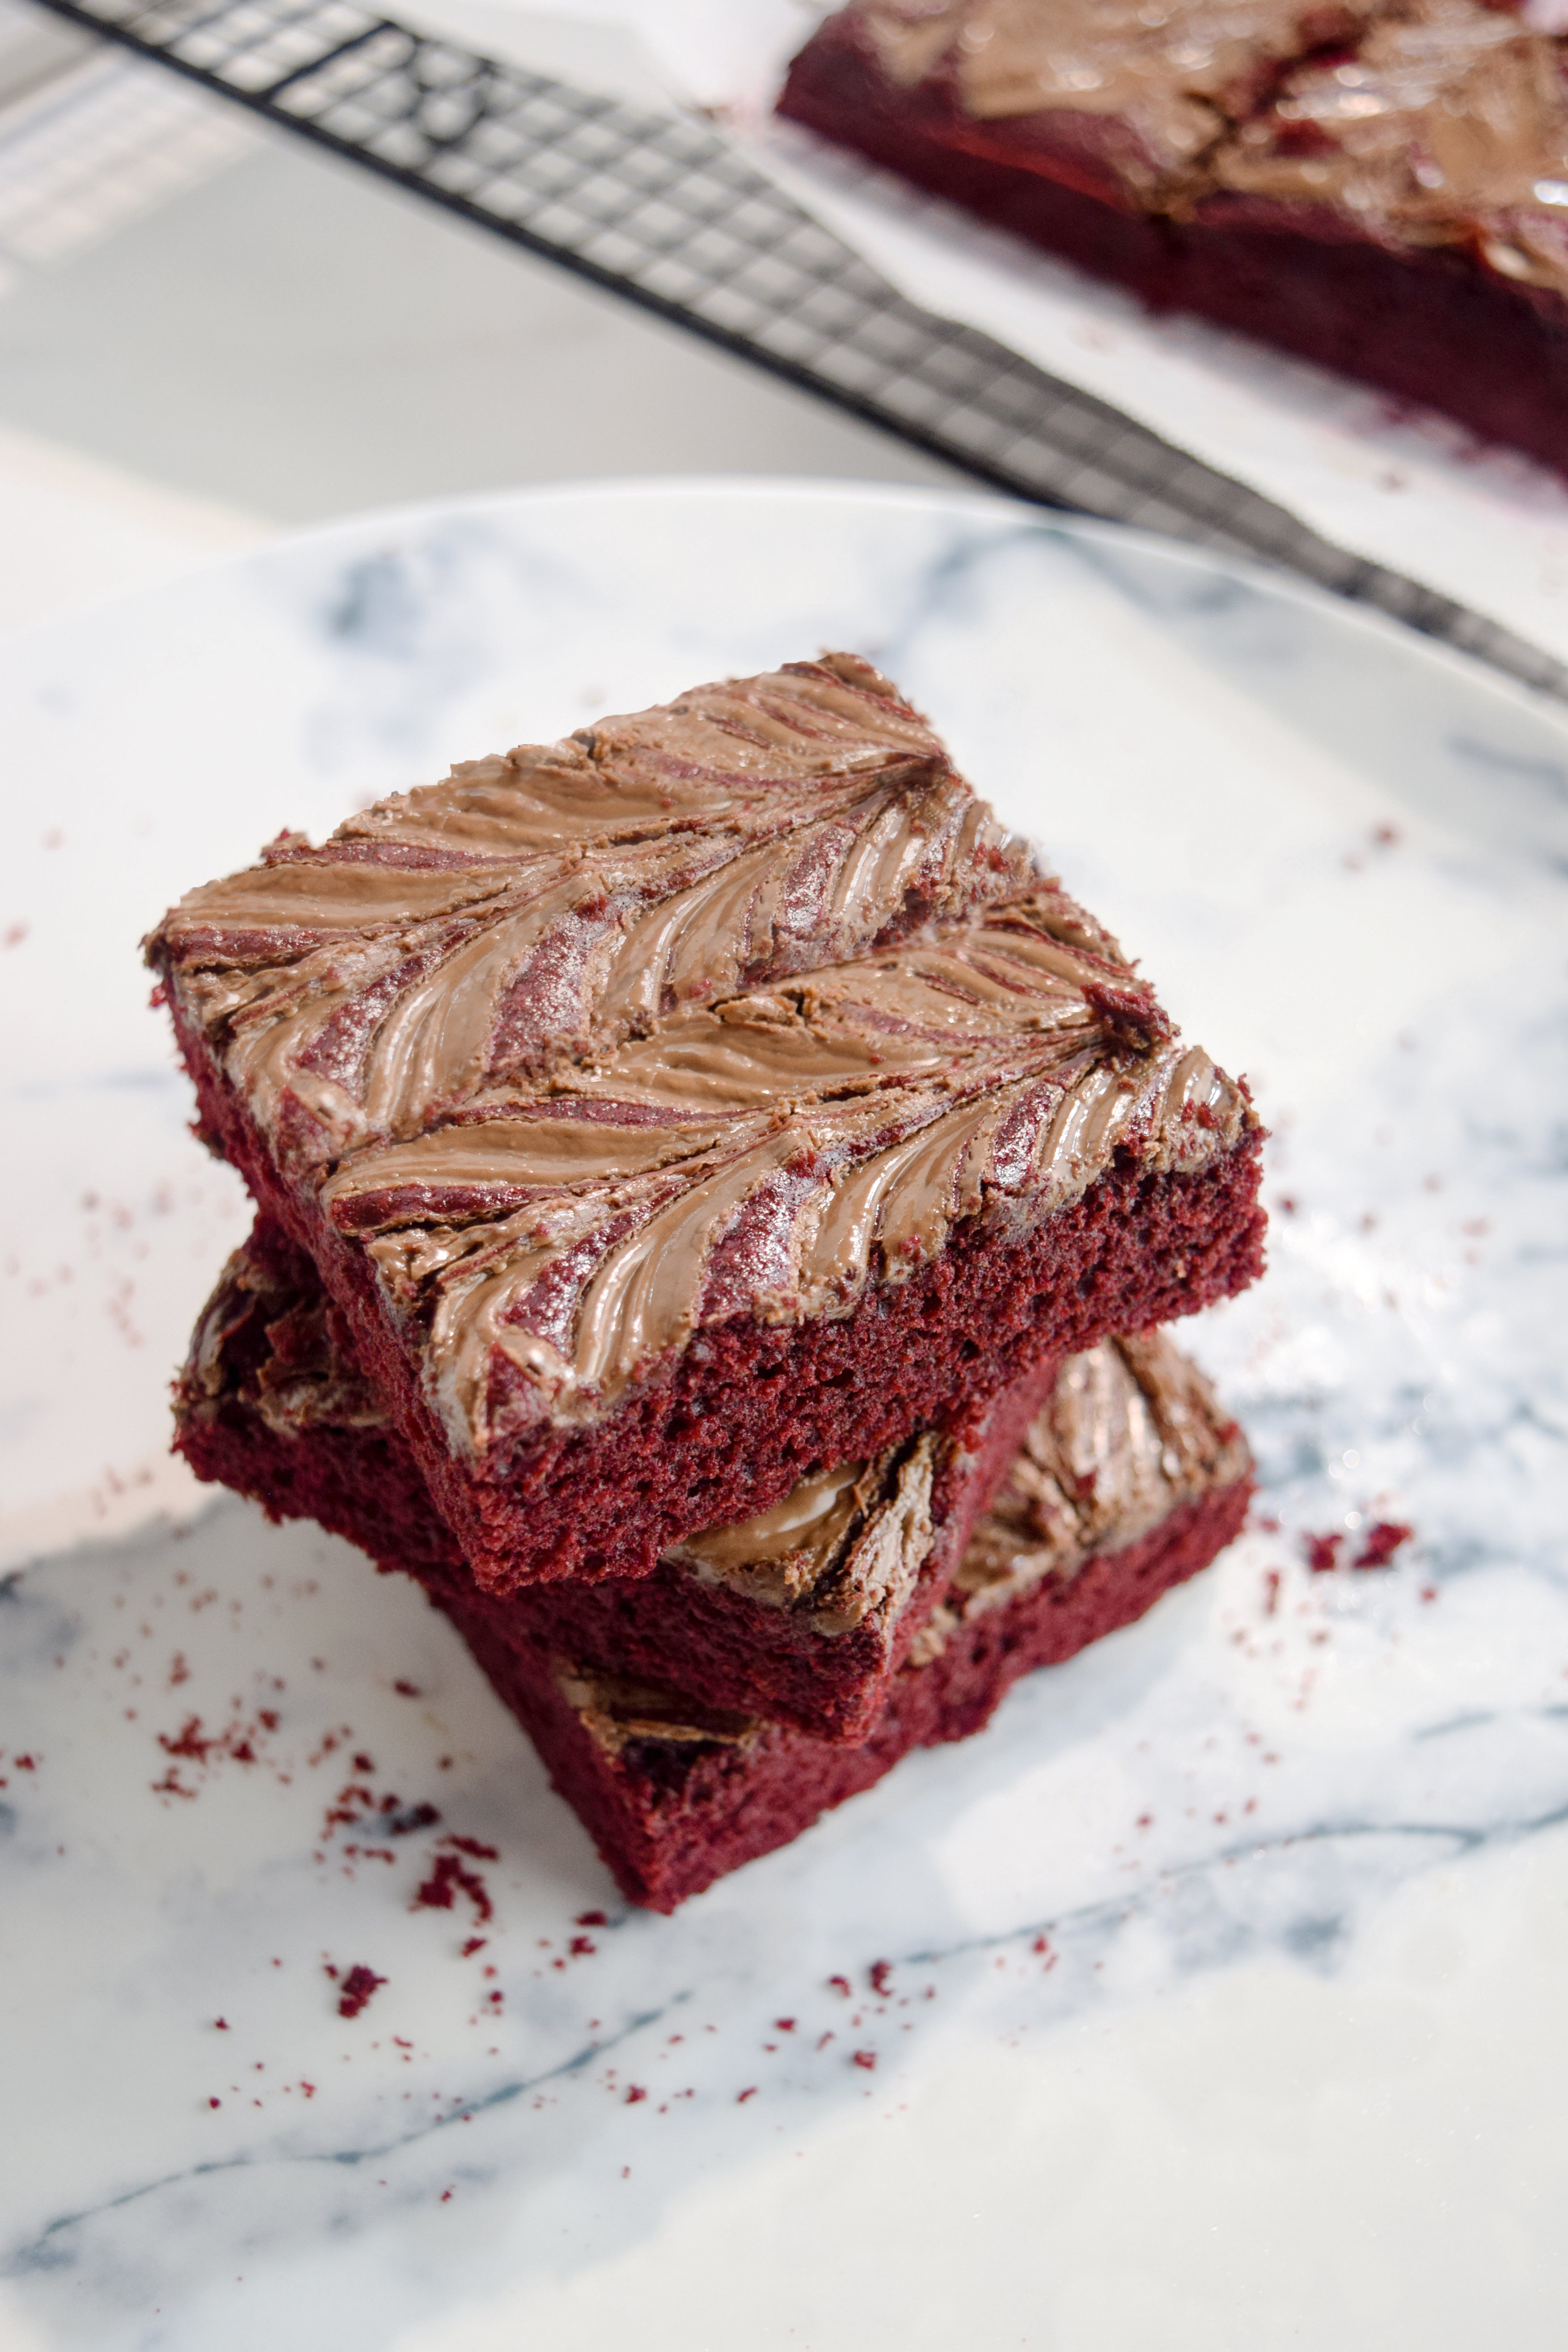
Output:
670,1438,938,1634
858,0,1381,184
847,0,1568,277
151,655,1251,1453
1216,0,1568,294
946,1325,1250,1617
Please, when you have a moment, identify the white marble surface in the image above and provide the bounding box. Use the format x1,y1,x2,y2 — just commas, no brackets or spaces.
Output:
1,481,1567,2351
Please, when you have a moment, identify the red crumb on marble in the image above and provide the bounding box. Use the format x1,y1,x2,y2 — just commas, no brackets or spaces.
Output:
869,1960,894,1995
1304,1532,1343,1574
736,2087,758,2103
414,1853,493,1923
827,1975,851,1997
336,1964,386,2019
1353,1521,1413,1569
625,2086,647,2104
575,1910,608,1928
393,1681,420,1697
852,2050,877,2071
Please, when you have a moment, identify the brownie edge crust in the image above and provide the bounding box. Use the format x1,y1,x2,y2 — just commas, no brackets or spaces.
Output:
148,653,1264,1587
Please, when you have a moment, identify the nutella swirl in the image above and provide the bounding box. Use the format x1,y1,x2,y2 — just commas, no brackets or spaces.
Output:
949,1326,1251,1615
846,0,1568,283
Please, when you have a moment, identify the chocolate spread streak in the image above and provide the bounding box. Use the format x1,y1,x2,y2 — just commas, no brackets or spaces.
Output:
149,655,1254,1460
861,0,1381,186
946,1325,1250,1613
846,0,1568,287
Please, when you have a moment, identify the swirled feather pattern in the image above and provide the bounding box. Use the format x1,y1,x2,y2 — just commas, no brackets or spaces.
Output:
148,654,1253,1456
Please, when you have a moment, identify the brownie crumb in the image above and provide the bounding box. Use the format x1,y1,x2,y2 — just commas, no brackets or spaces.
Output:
335,1964,386,2019
414,1853,493,1923
1353,1521,1413,1570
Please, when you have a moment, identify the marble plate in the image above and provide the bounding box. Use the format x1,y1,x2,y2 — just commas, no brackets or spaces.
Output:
2,481,1566,2352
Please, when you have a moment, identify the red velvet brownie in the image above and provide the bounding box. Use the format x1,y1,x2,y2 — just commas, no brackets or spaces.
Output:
176,1241,1253,1909
148,654,1264,1589
778,1,1568,479
175,1220,1057,1742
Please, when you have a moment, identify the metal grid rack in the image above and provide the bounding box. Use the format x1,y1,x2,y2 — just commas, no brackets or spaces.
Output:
29,0,1568,700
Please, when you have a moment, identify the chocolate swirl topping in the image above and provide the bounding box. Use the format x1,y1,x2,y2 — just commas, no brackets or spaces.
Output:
950,1326,1251,1612
862,0,1381,183
149,654,1251,1456
848,0,1568,287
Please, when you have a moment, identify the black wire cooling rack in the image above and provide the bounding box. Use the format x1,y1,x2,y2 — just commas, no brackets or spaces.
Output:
26,0,1568,700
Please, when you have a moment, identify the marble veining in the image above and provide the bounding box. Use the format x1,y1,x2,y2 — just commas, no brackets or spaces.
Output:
1,482,1565,2351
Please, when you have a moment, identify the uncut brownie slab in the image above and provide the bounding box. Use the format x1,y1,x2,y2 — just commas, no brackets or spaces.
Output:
176,1235,1252,1910
176,1220,1059,1744
148,653,1264,1589
779,1,1568,480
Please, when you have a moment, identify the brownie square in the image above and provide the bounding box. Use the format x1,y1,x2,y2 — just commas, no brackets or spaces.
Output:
148,653,1263,1588
778,2,1568,479
176,1219,1058,1743
176,1228,1253,1909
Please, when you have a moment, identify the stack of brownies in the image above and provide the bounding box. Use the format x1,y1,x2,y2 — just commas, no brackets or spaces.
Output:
149,654,1265,1910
